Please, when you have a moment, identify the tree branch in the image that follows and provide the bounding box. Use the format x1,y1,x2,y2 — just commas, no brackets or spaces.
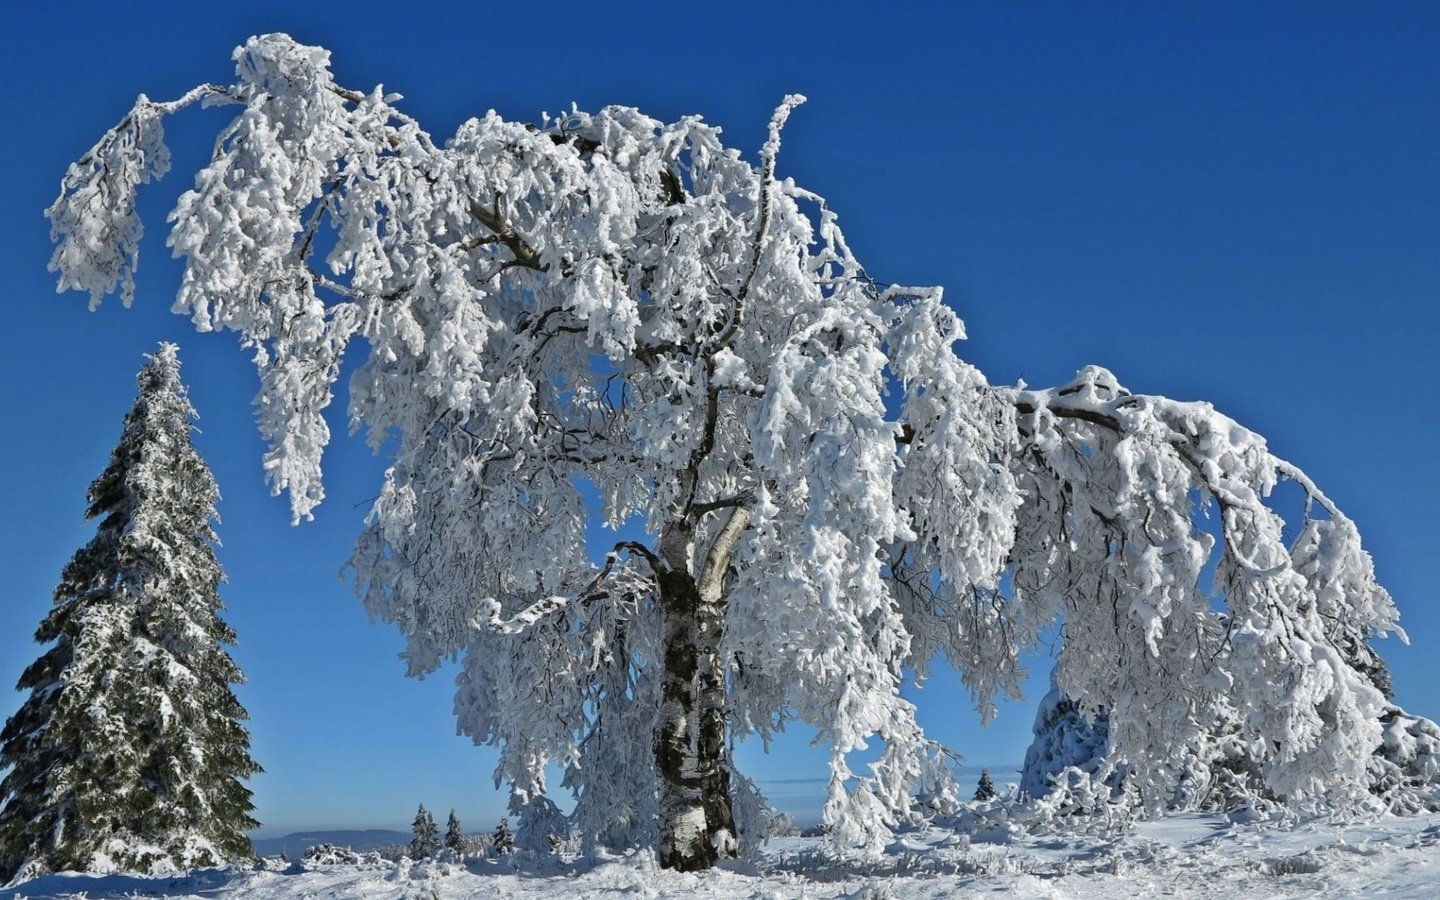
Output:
469,198,543,271
698,507,751,605
690,493,753,518
705,95,806,356
477,540,659,635
1013,392,1311,575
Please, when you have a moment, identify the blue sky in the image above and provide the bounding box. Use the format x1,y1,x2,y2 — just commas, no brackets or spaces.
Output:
2,1,1436,835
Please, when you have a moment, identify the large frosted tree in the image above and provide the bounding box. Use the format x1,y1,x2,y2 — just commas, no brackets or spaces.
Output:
47,34,1404,870
0,344,260,882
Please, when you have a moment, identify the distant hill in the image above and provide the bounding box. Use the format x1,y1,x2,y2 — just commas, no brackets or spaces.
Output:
252,829,410,859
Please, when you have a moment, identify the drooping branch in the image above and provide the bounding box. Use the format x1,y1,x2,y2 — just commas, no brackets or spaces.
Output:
1012,381,1342,527
1014,393,1279,575
138,83,239,116
690,493,754,518
47,84,240,308
477,541,658,635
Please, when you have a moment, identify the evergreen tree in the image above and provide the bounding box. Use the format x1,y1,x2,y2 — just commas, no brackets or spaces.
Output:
973,770,998,802
444,809,464,854
409,804,438,858
0,343,261,882
491,817,514,856
1020,684,1113,803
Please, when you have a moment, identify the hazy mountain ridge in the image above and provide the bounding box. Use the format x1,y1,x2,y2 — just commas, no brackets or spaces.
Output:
251,830,410,859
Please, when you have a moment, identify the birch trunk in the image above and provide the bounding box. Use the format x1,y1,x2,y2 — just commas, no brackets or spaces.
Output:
653,510,747,871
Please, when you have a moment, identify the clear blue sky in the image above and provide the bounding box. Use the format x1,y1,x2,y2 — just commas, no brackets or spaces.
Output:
2,1,1436,835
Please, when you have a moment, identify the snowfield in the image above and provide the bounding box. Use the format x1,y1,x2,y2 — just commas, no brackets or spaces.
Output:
8,813,1440,898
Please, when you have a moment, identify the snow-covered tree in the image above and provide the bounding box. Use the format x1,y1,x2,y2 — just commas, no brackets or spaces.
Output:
1372,707,1440,813
1020,682,1114,803
444,809,464,855
47,34,1408,869
0,344,260,883
409,805,438,859
1023,640,1440,814
973,770,998,803
491,817,513,856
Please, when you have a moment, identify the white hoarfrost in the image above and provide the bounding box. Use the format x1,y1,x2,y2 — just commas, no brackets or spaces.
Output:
1006,367,1410,812
46,32,1419,861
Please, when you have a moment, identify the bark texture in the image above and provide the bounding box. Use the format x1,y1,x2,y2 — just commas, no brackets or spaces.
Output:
653,517,743,871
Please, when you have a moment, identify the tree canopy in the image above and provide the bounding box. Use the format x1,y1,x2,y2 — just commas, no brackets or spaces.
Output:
47,34,1405,868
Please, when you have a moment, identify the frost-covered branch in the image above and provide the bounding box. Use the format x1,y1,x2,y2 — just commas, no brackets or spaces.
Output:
46,84,236,308
1006,365,1399,807
469,198,545,272
476,541,657,635
710,94,806,353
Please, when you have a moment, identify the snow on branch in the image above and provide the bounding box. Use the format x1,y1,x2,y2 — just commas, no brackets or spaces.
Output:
1007,365,1398,807
46,85,235,308
475,541,660,635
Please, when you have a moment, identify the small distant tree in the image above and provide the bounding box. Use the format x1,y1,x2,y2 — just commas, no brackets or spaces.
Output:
492,817,514,856
410,804,438,859
0,344,261,882
444,809,465,854
973,770,998,802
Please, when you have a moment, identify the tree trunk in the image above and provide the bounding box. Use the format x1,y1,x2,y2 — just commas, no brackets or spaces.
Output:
653,520,739,871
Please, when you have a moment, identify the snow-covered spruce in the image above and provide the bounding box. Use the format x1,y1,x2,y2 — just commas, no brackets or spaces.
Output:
491,818,514,856
1020,683,1114,804
409,805,439,859
1019,678,1265,816
0,344,261,883
973,771,998,803
444,809,465,855
47,33,1409,869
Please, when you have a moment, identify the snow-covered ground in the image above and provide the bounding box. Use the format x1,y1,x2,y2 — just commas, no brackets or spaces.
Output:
8,812,1440,898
